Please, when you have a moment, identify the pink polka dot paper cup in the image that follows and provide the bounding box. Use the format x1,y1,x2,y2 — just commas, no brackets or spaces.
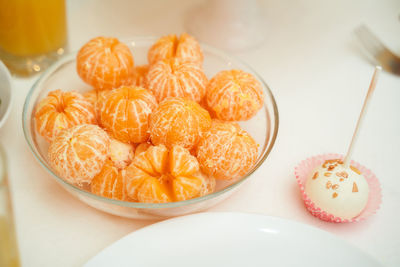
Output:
294,154,382,223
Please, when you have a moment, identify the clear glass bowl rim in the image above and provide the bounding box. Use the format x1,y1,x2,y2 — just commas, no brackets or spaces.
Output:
22,36,279,209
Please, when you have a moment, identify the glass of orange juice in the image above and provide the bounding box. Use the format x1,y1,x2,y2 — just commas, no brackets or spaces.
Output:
0,145,20,267
0,0,67,77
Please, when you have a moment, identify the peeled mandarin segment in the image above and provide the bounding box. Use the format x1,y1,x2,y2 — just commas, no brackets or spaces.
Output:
196,120,258,180
48,124,110,185
149,97,211,150
131,65,149,88
198,173,216,197
109,138,135,169
206,69,264,121
144,145,168,174
100,86,157,143
35,89,96,142
83,89,110,124
146,58,208,103
175,33,204,65
91,139,134,200
135,142,152,157
131,145,168,178
76,36,135,90
169,145,199,177
96,90,110,121
148,34,177,65
83,89,97,107
148,33,203,65
91,160,128,201
133,152,158,177
125,144,210,203
137,177,172,203
125,164,152,201
71,136,98,160
173,175,203,202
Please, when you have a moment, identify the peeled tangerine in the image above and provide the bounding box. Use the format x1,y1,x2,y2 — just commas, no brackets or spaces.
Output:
149,97,211,150
77,37,134,90
146,58,208,103
48,124,110,185
131,65,149,88
83,89,109,123
83,89,97,107
109,138,135,169
305,159,369,220
148,33,203,65
100,86,157,143
91,139,135,200
206,69,264,121
35,89,96,142
125,144,215,203
135,142,152,156
196,120,258,180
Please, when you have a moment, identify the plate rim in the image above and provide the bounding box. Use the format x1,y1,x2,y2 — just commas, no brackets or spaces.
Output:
85,211,382,266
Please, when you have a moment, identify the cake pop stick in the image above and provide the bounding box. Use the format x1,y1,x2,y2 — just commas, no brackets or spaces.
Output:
343,66,382,168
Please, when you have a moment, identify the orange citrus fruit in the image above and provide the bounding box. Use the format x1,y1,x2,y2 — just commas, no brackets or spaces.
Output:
146,58,208,103
206,69,264,121
96,90,110,124
83,89,97,107
196,120,258,180
109,138,135,169
135,142,152,156
83,89,110,124
91,160,129,200
100,86,157,143
35,89,96,142
77,36,134,90
91,138,135,200
198,172,216,197
148,33,203,65
131,65,149,88
48,124,110,185
125,144,214,203
149,97,211,150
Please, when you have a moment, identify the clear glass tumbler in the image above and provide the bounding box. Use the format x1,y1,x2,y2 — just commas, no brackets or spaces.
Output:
0,0,67,77
0,145,20,267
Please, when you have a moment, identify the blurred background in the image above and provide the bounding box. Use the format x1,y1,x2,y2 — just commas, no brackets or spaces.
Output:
0,0,399,266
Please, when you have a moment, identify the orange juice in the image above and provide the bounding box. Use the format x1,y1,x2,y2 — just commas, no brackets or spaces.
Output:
0,0,67,76
0,217,20,267
0,147,20,267
0,0,66,56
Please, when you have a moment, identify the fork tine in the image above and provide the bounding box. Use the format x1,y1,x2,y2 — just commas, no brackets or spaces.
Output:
355,25,385,49
355,25,386,57
354,25,400,75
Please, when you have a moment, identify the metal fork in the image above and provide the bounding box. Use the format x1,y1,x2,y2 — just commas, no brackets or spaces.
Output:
355,25,400,75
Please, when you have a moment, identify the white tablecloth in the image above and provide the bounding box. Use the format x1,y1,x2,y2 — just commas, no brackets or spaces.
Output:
1,0,399,266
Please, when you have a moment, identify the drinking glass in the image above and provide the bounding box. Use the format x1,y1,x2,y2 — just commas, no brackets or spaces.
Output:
0,0,67,77
0,145,20,267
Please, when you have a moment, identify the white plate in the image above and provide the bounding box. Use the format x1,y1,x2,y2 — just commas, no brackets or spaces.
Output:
0,60,12,128
85,212,382,267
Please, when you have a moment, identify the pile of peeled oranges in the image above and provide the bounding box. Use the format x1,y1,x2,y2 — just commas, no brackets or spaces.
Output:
34,34,265,204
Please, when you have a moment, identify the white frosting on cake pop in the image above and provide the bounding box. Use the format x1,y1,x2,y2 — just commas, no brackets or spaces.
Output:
305,159,369,220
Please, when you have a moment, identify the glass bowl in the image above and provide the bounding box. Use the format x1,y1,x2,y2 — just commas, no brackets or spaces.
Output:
22,37,279,220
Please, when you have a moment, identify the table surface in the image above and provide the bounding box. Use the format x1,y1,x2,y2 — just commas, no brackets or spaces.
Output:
1,0,400,266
